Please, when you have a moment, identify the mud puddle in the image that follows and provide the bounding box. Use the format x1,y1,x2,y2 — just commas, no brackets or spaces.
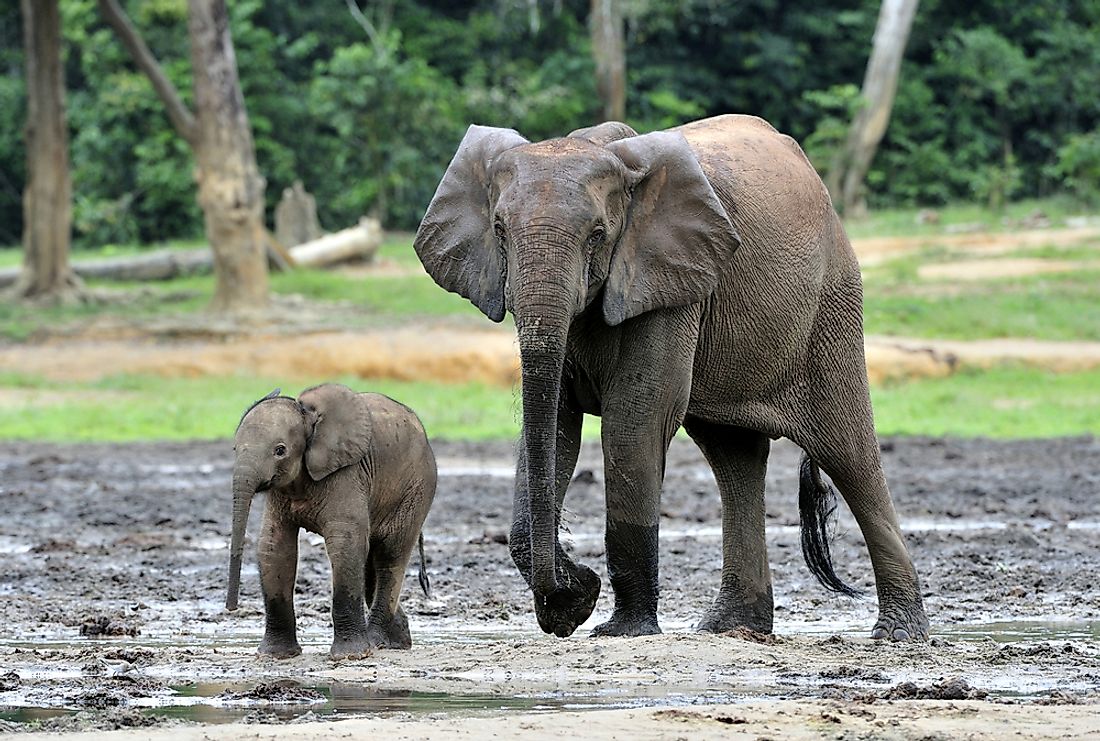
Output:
1,679,766,727
2,436,1100,734
3,615,1096,728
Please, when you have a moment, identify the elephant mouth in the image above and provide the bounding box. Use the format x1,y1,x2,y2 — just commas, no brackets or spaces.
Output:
254,478,273,493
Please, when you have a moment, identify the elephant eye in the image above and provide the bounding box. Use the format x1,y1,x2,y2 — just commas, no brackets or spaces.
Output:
274,444,287,457
587,226,606,247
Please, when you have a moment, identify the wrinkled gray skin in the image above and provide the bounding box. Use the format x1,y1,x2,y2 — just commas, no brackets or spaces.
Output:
226,383,437,659
414,115,928,642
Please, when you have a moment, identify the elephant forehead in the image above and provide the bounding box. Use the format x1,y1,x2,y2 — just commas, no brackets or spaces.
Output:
502,139,624,179
236,399,304,438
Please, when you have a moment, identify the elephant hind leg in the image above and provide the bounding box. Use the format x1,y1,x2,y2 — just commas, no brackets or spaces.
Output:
365,535,415,649
796,395,929,641
683,418,774,634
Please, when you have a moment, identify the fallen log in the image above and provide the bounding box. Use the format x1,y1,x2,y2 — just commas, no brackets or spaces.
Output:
288,218,382,268
0,218,381,288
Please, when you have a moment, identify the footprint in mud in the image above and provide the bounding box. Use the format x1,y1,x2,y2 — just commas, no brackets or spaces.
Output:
880,677,988,700
218,681,326,705
819,665,891,683
0,672,20,692
79,616,140,637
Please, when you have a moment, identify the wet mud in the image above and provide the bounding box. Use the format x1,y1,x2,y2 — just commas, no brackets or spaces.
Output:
1,435,1099,735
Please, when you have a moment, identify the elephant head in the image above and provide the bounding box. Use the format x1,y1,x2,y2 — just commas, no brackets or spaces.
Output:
225,384,373,611
414,123,740,627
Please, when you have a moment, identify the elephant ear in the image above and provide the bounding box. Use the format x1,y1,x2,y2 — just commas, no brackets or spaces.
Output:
603,131,741,326
568,121,638,145
414,125,529,322
299,384,372,482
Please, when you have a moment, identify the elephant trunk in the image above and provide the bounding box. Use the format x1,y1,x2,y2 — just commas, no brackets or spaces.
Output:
226,473,257,611
513,249,578,599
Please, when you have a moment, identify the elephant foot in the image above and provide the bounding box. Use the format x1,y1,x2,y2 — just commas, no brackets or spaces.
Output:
367,609,412,650
591,609,661,638
871,598,930,642
533,563,601,638
696,589,774,634
329,635,372,660
257,635,302,660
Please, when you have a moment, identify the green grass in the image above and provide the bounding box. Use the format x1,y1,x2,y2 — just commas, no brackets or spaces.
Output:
269,269,483,321
0,260,485,340
0,238,205,268
0,373,522,442
1,367,1096,443
860,237,1100,341
863,269,1100,341
871,366,1100,438
842,196,1093,240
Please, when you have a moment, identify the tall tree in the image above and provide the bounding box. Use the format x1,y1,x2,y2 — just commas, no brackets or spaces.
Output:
12,0,81,304
828,0,919,217
98,0,268,312
590,0,625,122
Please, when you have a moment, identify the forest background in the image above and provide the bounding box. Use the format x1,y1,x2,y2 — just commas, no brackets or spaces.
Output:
2,0,1099,249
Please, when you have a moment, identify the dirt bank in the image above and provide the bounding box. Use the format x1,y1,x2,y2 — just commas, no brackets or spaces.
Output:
4,326,1100,390
1,435,1098,736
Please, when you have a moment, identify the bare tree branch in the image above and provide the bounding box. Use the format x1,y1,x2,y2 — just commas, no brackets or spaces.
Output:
345,0,386,57
97,0,199,146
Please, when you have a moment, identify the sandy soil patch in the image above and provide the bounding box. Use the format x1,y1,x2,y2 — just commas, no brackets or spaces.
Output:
851,225,1100,266
0,327,520,386
3,329,1098,388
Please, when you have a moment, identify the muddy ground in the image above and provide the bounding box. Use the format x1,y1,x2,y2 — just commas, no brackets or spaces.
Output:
1,435,1099,738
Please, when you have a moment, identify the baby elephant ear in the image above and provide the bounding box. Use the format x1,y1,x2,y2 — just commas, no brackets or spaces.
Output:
299,384,372,481
604,131,741,326
414,125,529,322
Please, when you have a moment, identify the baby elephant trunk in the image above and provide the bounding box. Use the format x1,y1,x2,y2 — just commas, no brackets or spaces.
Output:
225,475,257,611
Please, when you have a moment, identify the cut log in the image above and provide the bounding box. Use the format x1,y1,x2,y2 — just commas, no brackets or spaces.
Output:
0,218,382,287
287,218,381,268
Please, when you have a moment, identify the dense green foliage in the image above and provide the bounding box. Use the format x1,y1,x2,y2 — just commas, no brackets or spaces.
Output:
2,0,1099,246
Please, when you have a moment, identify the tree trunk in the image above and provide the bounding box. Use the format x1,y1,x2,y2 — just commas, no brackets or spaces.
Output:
98,0,267,313
188,0,269,313
13,0,81,304
590,0,626,122
828,0,919,217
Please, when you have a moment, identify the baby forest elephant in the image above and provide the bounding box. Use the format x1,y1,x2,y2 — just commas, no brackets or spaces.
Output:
225,384,437,659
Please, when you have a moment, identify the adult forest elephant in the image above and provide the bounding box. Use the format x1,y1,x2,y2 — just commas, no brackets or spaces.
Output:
413,115,928,642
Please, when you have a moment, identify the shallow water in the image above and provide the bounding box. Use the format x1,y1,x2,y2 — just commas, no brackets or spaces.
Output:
0,681,761,726
2,617,1096,727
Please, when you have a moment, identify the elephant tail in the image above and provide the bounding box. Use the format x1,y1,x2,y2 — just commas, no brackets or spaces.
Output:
798,454,862,597
416,531,431,598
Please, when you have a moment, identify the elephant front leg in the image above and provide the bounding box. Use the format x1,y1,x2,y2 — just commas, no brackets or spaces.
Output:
510,397,601,638
593,410,684,638
257,510,302,659
323,524,371,659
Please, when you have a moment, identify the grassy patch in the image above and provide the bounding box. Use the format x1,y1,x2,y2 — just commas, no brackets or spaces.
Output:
843,196,1093,240
872,367,1100,438
270,269,482,321
0,263,484,340
864,270,1100,341
1,367,1097,443
861,238,1100,341
0,373,522,442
